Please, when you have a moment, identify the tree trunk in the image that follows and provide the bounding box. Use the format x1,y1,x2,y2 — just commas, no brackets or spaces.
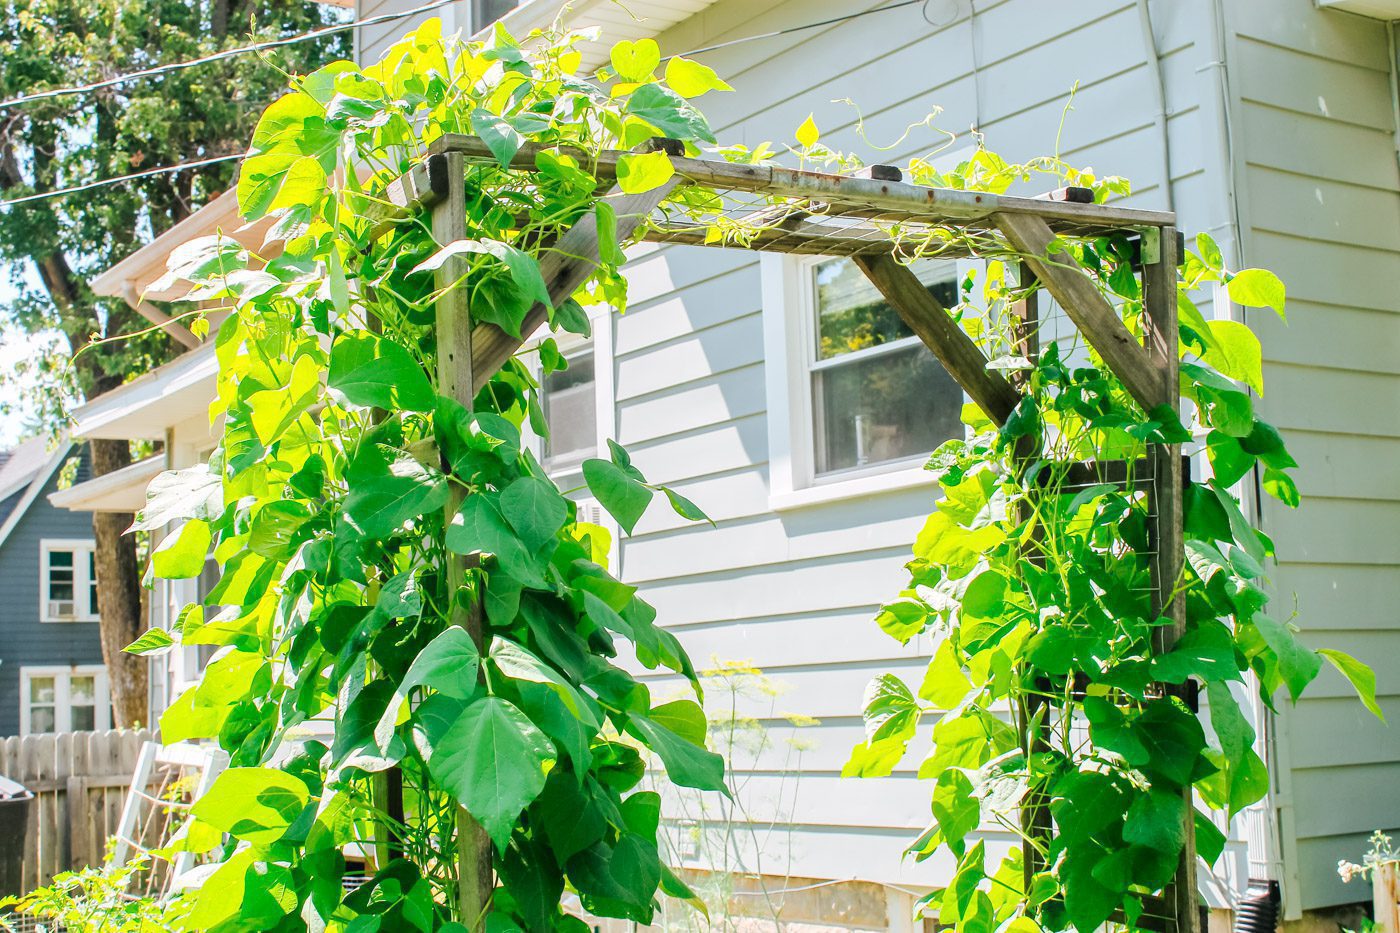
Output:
88,438,148,728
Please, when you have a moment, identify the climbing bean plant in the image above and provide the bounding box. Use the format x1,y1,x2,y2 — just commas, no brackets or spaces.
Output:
127,21,741,933
844,161,1384,930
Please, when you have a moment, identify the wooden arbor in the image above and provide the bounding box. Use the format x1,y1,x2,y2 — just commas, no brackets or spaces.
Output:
376,134,1194,933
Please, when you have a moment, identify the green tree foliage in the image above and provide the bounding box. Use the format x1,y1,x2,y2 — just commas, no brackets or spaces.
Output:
0,0,349,726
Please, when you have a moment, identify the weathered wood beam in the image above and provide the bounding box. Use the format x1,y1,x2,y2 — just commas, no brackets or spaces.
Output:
467,180,679,394
993,211,1168,412
853,254,1022,427
427,134,1176,232
1141,225,1198,933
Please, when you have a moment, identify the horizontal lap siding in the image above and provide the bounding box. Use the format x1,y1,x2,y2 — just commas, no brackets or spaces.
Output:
1230,0,1400,911
616,0,1215,888
0,458,106,737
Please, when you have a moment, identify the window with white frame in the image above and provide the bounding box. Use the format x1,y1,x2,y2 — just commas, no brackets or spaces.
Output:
40,539,99,622
21,666,111,734
762,254,969,507
541,341,598,471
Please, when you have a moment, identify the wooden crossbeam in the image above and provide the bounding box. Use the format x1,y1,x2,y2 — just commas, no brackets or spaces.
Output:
853,255,1022,427
426,134,1175,233
993,212,1168,413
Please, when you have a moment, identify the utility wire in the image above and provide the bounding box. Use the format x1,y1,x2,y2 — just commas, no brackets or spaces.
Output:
0,0,459,112
0,0,932,208
0,153,244,207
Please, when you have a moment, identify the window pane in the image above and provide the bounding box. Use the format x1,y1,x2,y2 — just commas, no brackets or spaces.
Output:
30,707,55,734
71,705,95,732
472,0,519,29
30,677,55,704
88,550,99,617
813,343,964,475
543,351,597,463
70,676,95,704
48,549,75,601
814,257,958,361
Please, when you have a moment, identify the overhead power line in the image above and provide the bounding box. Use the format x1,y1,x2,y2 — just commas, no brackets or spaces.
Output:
0,0,459,112
0,153,243,207
0,0,935,208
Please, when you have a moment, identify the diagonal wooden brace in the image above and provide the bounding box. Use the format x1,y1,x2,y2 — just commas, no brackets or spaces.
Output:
853,254,1022,427
467,179,678,393
993,211,1169,413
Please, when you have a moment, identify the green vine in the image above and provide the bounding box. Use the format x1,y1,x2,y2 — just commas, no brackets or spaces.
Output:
129,21,737,932
847,164,1383,930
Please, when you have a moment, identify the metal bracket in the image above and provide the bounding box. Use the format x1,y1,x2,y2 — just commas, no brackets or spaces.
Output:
1140,226,1162,266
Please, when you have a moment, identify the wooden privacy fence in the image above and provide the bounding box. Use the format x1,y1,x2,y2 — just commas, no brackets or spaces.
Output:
0,729,152,892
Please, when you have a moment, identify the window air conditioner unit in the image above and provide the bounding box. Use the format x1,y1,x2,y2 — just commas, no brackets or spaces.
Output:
47,600,76,620
576,501,606,526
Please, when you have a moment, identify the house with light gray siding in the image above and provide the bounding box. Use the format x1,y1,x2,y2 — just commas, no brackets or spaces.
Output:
66,0,1400,926
0,438,109,738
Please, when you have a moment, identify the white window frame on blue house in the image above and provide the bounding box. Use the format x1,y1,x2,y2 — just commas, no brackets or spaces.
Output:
760,253,976,511
20,664,112,735
39,538,100,623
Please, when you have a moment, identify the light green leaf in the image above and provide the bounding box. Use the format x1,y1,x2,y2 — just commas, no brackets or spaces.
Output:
921,640,973,708
427,696,555,848
447,494,544,586
470,108,524,169
664,56,733,98
345,455,449,539
626,84,715,143
1252,614,1321,702
628,700,727,793
615,151,675,195
796,113,819,148
131,464,222,533
610,38,660,82
659,485,711,524
124,627,175,656
499,475,568,553
1227,268,1286,320
595,201,626,266
1202,681,1270,817
328,331,435,412
267,155,327,211
582,458,653,534
402,627,481,700
1203,320,1264,396
151,519,212,580
1319,649,1384,721
192,767,310,845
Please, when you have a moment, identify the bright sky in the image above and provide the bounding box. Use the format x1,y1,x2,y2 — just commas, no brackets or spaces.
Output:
0,263,57,447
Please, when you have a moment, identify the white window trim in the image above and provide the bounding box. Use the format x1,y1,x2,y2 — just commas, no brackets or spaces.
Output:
19,665,111,735
39,538,99,623
761,253,977,511
518,307,622,572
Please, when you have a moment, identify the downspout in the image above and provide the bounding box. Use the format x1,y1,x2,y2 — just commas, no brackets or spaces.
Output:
1201,0,1302,920
1136,0,1175,211
120,282,201,350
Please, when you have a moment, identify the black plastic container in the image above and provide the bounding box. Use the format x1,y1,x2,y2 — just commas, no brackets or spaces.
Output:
0,774,33,898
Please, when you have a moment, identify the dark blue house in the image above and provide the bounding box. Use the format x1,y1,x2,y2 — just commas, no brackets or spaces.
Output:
0,437,108,736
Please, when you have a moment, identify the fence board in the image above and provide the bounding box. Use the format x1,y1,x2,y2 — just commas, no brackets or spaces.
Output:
0,729,152,891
